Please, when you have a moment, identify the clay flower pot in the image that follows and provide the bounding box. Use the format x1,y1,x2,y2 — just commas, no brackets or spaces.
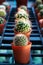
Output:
37,13,41,21
37,13,43,21
16,0,28,7
14,29,32,38
39,19,43,28
35,8,39,14
12,42,32,64
0,19,6,34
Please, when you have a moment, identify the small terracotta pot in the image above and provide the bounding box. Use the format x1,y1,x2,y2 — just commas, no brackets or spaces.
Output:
37,13,43,21
12,42,32,64
35,8,39,14
16,0,28,7
0,19,6,34
14,29,32,38
37,13,41,21
39,19,43,28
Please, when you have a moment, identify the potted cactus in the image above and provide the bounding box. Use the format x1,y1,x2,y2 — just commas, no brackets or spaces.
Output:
35,0,42,8
0,17,6,34
15,10,29,22
12,34,32,64
16,0,28,7
0,9,6,18
14,21,32,37
38,4,43,11
37,9,43,21
35,0,42,13
2,2,11,13
18,5,28,13
35,4,43,14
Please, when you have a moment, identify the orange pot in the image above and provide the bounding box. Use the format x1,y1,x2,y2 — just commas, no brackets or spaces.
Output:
14,29,32,38
12,42,32,64
37,13,43,21
0,24,4,34
35,8,39,14
37,13,41,21
0,20,6,34
39,19,43,28
16,0,28,7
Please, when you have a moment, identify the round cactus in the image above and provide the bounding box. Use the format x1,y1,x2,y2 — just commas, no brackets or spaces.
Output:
38,4,43,11
19,5,27,11
40,9,43,17
0,9,6,17
36,0,42,6
15,21,31,33
15,9,29,20
13,34,28,46
0,17,4,24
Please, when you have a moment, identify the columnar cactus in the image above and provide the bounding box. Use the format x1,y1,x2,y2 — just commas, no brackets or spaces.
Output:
15,21,31,33
0,17,4,24
36,0,42,6
15,9,29,20
40,9,43,17
0,9,6,17
19,5,27,11
13,34,28,46
38,4,43,11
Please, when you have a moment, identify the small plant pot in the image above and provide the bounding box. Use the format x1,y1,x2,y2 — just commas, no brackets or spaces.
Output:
16,0,28,7
14,29,32,38
37,13,41,21
12,42,32,64
0,20,6,34
37,13,43,21
39,19,43,28
35,8,39,14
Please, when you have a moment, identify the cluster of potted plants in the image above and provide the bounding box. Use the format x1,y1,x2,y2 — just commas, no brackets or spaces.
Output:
0,5,6,34
0,2,10,34
34,0,43,34
12,5,32,64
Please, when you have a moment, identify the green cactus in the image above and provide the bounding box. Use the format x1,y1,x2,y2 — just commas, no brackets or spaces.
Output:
38,4,43,11
13,34,28,46
20,6,27,11
0,10,6,17
36,0,42,6
0,17,4,24
15,21,31,33
15,10,28,19
40,9,43,17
